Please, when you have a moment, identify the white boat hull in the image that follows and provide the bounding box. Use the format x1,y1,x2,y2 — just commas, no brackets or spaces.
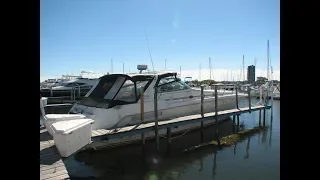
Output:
82,94,245,150
273,93,280,100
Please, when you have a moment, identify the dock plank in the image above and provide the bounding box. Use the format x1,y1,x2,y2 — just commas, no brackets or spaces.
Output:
91,105,270,141
40,128,69,180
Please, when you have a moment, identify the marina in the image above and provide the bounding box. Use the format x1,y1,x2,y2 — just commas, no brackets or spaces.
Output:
40,1,279,179
40,76,273,179
40,98,274,180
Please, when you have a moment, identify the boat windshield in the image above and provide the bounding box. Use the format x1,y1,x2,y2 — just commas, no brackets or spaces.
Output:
78,75,152,108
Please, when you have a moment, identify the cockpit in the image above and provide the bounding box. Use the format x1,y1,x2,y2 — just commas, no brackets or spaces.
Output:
77,74,154,108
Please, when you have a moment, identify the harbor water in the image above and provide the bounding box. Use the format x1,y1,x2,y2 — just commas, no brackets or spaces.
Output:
64,98,280,180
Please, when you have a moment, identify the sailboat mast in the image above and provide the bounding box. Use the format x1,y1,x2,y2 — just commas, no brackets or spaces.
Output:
165,59,167,70
199,63,201,81
267,40,270,81
209,57,212,80
242,55,245,82
111,58,113,74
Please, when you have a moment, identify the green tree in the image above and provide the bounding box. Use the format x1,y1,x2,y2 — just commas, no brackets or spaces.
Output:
256,77,268,85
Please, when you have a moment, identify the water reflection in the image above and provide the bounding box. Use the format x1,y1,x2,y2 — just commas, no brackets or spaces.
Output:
212,151,217,179
66,98,279,180
244,136,250,159
269,119,273,148
199,157,203,172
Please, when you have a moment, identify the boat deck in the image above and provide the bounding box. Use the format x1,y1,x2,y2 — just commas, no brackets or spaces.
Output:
40,128,69,180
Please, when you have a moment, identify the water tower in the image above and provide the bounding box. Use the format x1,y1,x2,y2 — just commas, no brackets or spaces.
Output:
137,65,148,74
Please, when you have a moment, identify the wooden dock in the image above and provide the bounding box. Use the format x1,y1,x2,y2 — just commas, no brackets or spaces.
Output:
90,105,271,141
40,104,270,179
40,128,69,180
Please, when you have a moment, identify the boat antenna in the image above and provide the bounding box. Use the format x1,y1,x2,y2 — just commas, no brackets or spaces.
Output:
144,30,155,74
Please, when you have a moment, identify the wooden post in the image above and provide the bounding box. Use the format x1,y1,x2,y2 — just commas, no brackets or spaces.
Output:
140,90,145,146
154,87,159,151
70,86,73,100
74,87,76,101
201,86,204,117
50,86,53,97
232,115,235,125
237,114,240,126
167,127,171,145
259,110,262,127
78,86,81,97
214,85,220,146
248,87,251,113
235,85,239,109
263,108,266,127
271,80,274,120
200,85,204,142
166,127,172,156
235,85,240,126
245,136,250,159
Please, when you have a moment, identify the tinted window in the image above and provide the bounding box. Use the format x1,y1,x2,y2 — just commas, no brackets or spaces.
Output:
158,80,190,93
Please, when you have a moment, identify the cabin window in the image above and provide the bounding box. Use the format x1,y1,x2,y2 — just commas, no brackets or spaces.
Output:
114,79,137,102
103,76,126,100
158,76,176,86
158,81,189,93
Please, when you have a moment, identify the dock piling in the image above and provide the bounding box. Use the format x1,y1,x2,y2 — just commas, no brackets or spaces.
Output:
200,86,204,142
271,81,274,120
248,87,251,113
167,127,171,144
236,85,240,126
140,90,145,146
259,110,262,127
235,85,239,109
50,86,53,97
237,115,240,126
70,87,73,100
263,108,266,127
154,87,160,151
214,85,220,146
74,87,76,101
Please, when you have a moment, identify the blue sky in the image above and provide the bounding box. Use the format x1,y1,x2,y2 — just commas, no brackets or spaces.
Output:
40,0,279,81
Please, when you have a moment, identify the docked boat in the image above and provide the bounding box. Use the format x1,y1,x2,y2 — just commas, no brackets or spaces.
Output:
43,71,247,157
273,83,280,100
240,84,259,97
40,78,98,97
184,77,196,87
222,84,235,91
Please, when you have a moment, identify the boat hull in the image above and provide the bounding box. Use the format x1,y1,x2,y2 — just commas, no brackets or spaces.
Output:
81,95,245,150
86,116,230,150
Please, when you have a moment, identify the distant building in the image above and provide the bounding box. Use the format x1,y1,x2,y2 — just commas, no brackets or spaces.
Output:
247,65,255,83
